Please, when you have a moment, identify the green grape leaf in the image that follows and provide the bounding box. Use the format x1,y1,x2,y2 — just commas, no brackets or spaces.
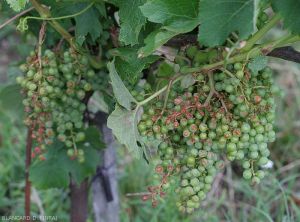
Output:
107,106,142,159
107,61,137,110
272,0,300,34
156,61,175,77
140,0,199,32
30,141,101,189
29,143,68,189
139,0,200,56
198,0,256,47
113,47,159,84
74,4,102,45
0,84,24,119
117,0,147,45
138,30,178,57
5,0,28,12
62,143,100,184
30,160,69,189
83,126,105,150
247,56,268,74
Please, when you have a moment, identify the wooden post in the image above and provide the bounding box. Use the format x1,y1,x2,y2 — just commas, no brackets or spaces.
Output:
92,112,120,222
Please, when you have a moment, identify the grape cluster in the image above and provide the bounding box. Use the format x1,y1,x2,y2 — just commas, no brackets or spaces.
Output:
17,48,100,162
138,53,278,212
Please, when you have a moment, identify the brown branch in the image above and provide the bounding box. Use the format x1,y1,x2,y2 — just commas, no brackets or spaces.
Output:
166,34,300,64
70,179,89,222
25,127,33,221
267,46,300,63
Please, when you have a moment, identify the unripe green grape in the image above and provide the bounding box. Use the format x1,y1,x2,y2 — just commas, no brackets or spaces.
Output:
251,176,260,185
87,69,95,77
67,149,75,157
236,70,244,79
202,85,210,92
27,70,35,77
234,63,243,70
256,170,265,179
65,140,73,148
189,148,198,157
197,191,206,200
243,169,252,180
242,161,250,169
75,132,85,142
199,123,208,132
180,118,188,126
200,132,207,140
258,157,269,166
250,151,259,159
249,144,258,151
204,175,213,184
166,147,174,155
186,156,195,167
236,150,245,159
227,143,236,152
190,178,200,187
76,90,85,100
196,74,205,81
84,83,92,91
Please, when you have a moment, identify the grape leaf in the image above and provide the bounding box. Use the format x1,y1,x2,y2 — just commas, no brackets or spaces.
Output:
140,0,199,32
29,143,68,189
138,30,178,57
156,61,175,77
83,126,105,149
107,106,142,159
117,0,147,45
139,0,200,56
73,4,102,45
30,160,69,189
5,0,28,12
272,0,300,34
61,143,100,184
113,47,159,84
247,56,268,74
198,0,256,47
107,61,137,110
0,84,24,119
30,139,101,189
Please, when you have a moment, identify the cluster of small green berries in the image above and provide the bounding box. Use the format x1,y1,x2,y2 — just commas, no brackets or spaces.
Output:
127,82,152,102
138,58,278,213
17,48,99,162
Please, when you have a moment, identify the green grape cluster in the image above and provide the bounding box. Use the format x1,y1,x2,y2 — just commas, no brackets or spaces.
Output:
138,55,278,213
16,48,101,162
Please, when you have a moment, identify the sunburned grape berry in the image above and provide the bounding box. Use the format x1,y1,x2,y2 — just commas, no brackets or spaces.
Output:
138,55,277,213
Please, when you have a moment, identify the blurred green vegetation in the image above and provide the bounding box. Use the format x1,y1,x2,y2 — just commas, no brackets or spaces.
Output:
0,3,299,222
